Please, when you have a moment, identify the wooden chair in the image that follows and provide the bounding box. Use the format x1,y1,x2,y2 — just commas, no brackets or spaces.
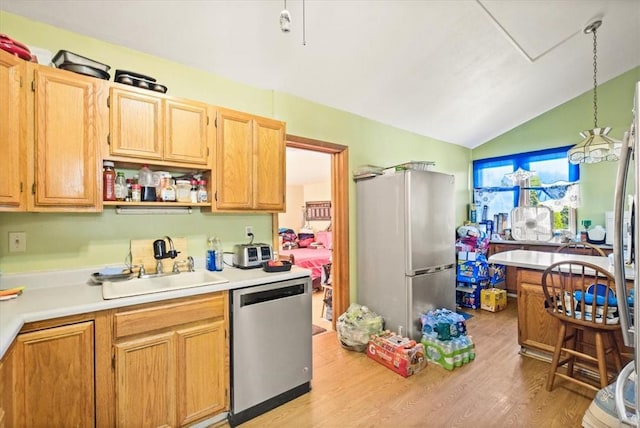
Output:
321,263,333,319
541,261,623,392
555,242,606,257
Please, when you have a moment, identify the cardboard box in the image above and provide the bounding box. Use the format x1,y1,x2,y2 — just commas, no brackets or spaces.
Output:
481,288,507,312
366,332,426,377
457,260,489,283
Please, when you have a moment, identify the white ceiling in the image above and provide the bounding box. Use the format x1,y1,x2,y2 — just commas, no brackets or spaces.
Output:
2,0,639,149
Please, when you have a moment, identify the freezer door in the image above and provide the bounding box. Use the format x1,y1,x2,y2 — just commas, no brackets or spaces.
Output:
405,170,456,274
406,268,456,340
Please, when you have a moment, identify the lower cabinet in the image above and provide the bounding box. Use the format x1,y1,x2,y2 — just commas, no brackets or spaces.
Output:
11,321,95,427
112,293,229,427
516,268,633,363
0,291,229,427
0,345,14,428
517,272,560,354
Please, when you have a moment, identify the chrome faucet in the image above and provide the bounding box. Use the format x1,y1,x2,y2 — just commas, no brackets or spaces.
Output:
172,256,195,273
156,259,164,274
134,264,146,278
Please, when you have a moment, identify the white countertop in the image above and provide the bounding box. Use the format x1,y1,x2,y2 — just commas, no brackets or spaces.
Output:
0,265,311,359
488,249,612,271
488,249,636,280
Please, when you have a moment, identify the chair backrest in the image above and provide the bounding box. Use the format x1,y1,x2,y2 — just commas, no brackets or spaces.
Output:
322,263,332,285
555,242,606,257
541,261,619,328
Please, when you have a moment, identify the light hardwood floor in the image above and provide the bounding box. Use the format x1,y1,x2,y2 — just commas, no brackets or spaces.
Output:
238,297,595,428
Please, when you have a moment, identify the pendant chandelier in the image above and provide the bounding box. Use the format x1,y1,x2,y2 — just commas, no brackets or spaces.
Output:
568,19,621,165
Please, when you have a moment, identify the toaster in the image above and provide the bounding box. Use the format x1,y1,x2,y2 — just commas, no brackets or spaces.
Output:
232,244,273,269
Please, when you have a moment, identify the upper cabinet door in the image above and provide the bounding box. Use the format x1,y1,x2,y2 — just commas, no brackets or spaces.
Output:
216,109,253,210
253,117,285,211
109,87,163,160
0,51,26,210
32,67,98,210
164,99,210,166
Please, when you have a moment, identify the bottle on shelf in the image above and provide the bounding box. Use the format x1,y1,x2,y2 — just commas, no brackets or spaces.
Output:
197,180,208,203
114,172,127,201
190,179,199,204
138,164,155,202
125,178,134,201
102,161,116,201
131,184,142,202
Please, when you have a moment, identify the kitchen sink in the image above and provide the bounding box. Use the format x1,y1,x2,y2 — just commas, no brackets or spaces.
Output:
102,270,229,300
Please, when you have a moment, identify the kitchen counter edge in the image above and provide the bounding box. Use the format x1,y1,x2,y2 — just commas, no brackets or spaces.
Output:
487,249,636,280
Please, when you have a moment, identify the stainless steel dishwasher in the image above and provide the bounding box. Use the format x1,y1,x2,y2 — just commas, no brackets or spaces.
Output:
228,276,312,426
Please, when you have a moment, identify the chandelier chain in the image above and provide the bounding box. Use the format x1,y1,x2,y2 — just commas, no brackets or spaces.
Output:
592,27,598,128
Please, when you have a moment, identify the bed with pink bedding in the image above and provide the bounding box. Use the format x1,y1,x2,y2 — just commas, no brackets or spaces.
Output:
279,231,332,290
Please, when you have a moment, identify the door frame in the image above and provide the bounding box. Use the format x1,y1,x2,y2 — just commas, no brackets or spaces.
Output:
272,134,349,329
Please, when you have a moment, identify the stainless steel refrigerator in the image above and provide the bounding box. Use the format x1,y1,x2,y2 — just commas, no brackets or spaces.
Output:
356,169,456,340
612,80,639,425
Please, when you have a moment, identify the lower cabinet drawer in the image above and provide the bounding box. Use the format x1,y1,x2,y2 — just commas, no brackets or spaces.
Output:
114,294,225,339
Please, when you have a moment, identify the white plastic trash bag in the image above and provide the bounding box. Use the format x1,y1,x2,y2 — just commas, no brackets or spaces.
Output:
336,303,383,352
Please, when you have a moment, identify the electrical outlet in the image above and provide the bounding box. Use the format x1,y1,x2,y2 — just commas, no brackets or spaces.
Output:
245,226,253,237
9,232,26,253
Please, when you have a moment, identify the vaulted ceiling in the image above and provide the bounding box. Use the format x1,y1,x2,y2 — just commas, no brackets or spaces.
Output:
2,0,639,149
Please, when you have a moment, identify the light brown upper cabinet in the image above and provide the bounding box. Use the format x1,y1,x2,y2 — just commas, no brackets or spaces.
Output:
29,65,101,212
108,85,212,168
215,108,286,211
0,50,26,211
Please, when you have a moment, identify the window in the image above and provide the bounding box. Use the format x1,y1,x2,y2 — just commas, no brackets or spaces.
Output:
473,145,579,236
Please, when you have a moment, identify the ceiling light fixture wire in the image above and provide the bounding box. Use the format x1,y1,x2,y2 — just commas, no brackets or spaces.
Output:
302,0,306,46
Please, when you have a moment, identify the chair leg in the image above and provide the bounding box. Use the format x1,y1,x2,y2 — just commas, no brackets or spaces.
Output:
321,287,329,318
567,328,579,378
547,322,566,391
594,332,609,389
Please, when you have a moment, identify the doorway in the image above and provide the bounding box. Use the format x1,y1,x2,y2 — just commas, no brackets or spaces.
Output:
272,135,349,331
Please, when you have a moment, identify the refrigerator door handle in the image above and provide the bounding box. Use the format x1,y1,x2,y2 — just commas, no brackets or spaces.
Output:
613,131,634,347
614,361,638,425
414,264,455,275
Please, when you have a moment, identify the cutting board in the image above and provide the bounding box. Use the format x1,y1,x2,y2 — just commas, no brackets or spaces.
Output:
130,237,189,274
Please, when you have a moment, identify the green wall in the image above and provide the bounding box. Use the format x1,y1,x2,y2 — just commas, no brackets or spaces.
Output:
473,67,640,227
0,12,471,304
3,10,635,302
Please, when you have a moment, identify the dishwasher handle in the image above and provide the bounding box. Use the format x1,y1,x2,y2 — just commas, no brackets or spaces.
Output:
240,283,306,307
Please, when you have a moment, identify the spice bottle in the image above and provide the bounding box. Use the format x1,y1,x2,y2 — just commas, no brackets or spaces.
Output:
125,178,133,201
103,161,116,201
190,179,199,204
115,172,127,201
131,184,142,202
197,180,208,203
